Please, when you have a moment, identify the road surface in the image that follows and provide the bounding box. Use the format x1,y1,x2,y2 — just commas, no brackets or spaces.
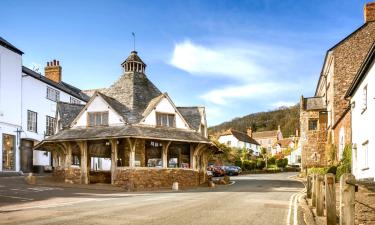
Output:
0,172,304,225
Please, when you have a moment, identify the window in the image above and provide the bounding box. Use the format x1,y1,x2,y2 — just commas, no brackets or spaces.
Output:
227,141,231,146
72,154,80,166
46,87,60,102
27,110,37,132
156,113,175,127
362,85,368,112
70,97,80,104
145,141,163,167
45,116,56,136
363,141,369,169
308,119,318,131
87,112,109,127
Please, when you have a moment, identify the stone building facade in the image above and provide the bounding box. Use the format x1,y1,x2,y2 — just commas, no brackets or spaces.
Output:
36,50,217,190
300,3,375,167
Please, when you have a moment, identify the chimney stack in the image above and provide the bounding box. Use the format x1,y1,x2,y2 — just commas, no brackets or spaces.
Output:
45,59,62,83
364,2,375,23
247,128,253,138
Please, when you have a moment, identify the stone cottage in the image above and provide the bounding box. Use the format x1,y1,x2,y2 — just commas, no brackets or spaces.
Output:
300,2,375,168
35,50,218,190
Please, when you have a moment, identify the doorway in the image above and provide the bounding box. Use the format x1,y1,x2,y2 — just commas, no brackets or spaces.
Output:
2,134,16,171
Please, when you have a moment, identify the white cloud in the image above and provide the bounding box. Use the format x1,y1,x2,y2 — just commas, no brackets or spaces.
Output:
271,101,297,108
170,40,271,81
201,82,298,105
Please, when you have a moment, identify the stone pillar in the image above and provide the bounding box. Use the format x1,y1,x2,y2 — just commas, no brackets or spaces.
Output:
162,141,171,168
316,174,324,216
78,141,88,184
110,139,118,185
340,173,355,225
325,173,336,225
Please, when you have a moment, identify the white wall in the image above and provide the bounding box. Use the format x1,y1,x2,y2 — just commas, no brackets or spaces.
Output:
218,134,260,155
141,97,189,129
21,74,84,166
73,95,123,128
0,45,22,172
351,60,375,180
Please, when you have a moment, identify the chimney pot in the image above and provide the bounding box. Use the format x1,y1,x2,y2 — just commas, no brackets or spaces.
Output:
364,2,375,23
45,59,62,83
247,128,253,138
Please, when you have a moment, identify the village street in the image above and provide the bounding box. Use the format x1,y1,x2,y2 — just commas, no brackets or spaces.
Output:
0,172,304,225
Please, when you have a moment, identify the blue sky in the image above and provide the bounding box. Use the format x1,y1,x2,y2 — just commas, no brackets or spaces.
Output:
0,0,369,126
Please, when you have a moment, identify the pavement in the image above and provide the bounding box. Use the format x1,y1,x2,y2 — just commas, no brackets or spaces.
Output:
0,172,304,225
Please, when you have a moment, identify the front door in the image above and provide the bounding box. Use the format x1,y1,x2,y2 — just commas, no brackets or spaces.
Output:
20,139,34,173
2,134,15,171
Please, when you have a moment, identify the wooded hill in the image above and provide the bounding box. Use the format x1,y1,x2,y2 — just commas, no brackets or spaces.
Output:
209,104,300,138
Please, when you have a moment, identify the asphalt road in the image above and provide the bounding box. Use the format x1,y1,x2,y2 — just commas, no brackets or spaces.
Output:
0,172,304,225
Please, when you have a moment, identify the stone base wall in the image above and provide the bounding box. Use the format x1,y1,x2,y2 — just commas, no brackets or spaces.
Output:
114,168,200,191
90,171,111,184
52,167,81,184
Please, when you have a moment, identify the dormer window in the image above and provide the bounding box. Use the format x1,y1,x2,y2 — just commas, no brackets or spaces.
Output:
156,113,175,127
88,111,109,127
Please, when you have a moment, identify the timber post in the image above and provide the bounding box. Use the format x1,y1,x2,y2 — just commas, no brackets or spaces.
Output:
162,141,171,168
316,174,324,216
312,174,317,207
78,141,88,184
325,173,336,225
307,175,312,199
110,139,118,185
340,173,355,225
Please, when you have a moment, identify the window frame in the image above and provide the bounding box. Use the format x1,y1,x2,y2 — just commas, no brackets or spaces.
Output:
362,141,369,170
362,84,368,114
46,86,60,102
308,119,318,131
45,116,56,136
27,110,38,133
70,97,80,104
87,111,109,127
155,112,176,128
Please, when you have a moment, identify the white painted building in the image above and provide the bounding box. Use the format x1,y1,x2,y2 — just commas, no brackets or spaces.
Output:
0,37,88,173
218,129,260,156
0,37,23,173
346,44,375,181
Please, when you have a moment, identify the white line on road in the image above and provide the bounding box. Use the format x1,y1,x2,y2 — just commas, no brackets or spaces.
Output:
286,192,296,225
0,194,34,201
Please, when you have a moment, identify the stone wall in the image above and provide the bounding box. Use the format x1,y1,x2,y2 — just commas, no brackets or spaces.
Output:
52,167,81,184
333,110,352,160
300,106,327,168
90,171,111,184
332,22,375,133
114,168,200,191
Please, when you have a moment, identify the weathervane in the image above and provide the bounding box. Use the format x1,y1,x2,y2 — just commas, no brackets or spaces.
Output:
132,32,136,51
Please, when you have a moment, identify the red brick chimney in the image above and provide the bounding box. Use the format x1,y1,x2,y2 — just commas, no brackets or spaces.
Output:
45,59,62,83
364,2,375,23
247,128,253,138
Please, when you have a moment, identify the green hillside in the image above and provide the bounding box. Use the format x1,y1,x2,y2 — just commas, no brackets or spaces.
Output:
209,104,300,138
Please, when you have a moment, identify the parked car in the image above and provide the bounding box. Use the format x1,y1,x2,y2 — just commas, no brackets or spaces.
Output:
224,166,240,176
213,166,226,177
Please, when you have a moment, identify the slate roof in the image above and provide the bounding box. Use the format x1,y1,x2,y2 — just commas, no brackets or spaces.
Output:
275,138,294,148
302,97,326,111
57,102,85,129
36,125,211,147
220,129,259,145
97,92,130,123
252,130,278,139
22,66,89,102
177,107,203,131
104,71,162,124
0,37,23,55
